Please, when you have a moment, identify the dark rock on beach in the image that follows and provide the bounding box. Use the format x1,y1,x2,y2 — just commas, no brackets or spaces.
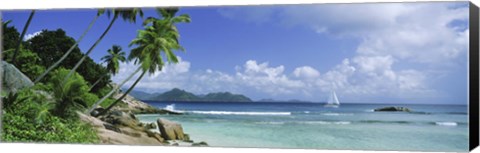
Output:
192,141,209,147
374,106,411,112
158,109,184,115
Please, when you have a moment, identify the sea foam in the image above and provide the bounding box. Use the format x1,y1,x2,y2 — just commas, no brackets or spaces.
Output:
322,113,354,116
301,121,351,125
435,122,458,127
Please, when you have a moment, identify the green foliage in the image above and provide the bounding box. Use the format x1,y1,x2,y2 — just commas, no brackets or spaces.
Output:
102,45,126,75
27,29,80,67
82,93,99,108
2,87,54,123
2,47,46,80
96,8,191,116
129,8,190,73
1,86,99,143
2,111,98,143
99,98,115,108
2,20,20,51
26,29,110,90
31,82,53,91
95,84,113,98
48,68,90,118
98,8,144,23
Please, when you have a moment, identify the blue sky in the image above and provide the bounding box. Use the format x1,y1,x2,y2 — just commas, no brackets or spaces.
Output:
3,2,470,104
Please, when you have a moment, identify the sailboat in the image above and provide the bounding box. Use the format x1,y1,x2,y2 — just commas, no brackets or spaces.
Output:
324,90,340,108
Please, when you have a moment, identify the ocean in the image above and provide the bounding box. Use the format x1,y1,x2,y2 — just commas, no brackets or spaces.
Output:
136,101,468,152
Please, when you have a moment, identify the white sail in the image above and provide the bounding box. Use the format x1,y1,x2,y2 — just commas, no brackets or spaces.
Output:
325,90,340,107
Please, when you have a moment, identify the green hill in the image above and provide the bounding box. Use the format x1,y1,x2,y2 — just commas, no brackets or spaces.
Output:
151,88,197,101
202,92,251,102
147,88,252,102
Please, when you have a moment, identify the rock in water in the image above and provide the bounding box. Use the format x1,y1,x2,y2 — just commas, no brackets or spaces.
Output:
1,61,34,94
374,106,411,112
192,141,208,146
157,118,185,140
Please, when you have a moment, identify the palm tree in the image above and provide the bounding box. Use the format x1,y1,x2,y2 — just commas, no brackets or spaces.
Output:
34,14,101,83
48,68,90,119
91,8,190,116
64,8,144,83
11,10,35,65
89,45,126,90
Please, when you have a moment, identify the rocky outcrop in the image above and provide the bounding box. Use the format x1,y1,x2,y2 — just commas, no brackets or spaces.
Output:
81,90,203,146
99,110,141,129
157,118,185,140
374,106,411,112
1,61,34,94
110,92,183,115
78,112,166,145
112,92,165,114
144,122,157,129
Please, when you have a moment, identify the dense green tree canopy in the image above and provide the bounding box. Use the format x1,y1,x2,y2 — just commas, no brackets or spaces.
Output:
2,47,45,80
25,29,110,91
2,20,21,51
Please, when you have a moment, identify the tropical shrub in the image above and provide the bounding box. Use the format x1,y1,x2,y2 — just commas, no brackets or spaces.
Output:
82,93,100,108
1,88,99,143
2,47,46,80
47,68,90,118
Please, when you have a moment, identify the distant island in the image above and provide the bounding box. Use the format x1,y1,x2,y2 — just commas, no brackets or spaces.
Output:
129,88,314,103
129,88,253,102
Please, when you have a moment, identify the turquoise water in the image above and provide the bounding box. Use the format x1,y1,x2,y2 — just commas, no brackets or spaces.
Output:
136,102,468,152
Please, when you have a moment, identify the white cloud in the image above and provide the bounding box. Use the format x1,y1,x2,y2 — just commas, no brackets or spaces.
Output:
114,59,310,98
293,66,320,79
112,57,437,102
24,31,42,41
235,60,305,95
112,3,468,103
112,57,191,92
352,55,395,80
213,2,468,102
282,3,468,64
219,3,468,64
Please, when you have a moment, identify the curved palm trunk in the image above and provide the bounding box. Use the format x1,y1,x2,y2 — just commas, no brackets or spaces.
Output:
95,69,147,117
34,15,100,83
64,17,118,83
87,66,141,114
89,74,106,91
12,10,35,64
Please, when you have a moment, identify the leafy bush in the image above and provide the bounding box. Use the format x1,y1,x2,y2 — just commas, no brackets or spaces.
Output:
2,47,46,80
95,84,113,98
1,88,98,143
2,20,20,51
82,93,99,108
47,68,90,119
2,113,98,143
